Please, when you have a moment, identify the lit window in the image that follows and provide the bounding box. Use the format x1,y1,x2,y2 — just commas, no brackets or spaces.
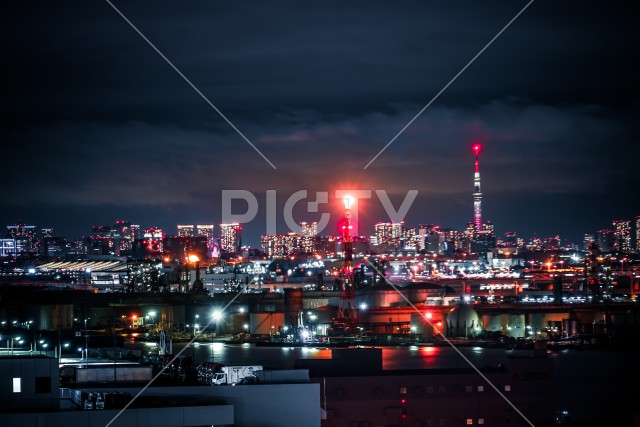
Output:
400,387,407,394
13,377,21,393
467,419,474,425
478,419,485,425
504,385,511,392
477,385,484,392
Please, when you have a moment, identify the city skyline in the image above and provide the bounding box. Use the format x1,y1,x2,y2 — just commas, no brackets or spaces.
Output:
2,1,638,247
3,211,639,251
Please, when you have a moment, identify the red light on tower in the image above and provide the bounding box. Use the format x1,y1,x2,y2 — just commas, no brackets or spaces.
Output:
471,143,482,156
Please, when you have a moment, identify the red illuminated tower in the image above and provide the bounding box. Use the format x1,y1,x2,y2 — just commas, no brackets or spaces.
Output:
337,196,356,322
471,143,483,233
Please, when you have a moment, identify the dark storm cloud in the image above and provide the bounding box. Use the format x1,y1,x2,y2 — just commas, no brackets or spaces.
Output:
1,1,638,243
5,1,635,122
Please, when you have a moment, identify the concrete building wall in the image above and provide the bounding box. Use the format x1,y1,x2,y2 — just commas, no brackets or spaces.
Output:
81,383,320,427
0,404,234,427
200,383,321,427
0,356,59,411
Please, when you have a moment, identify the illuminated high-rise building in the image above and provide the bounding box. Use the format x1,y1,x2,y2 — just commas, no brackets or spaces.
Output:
300,221,318,237
197,224,215,238
596,229,615,252
131,224,141,241
260,233,299,258
7,223,36,239
612,220,631,252
7,223,37,254
543,236,561,251
142,227,164,254
402,227,420,249
299,222,318,254
220,223,242,254
636,216,640,252
416,225,433,251
503,232,517,247
374,222,403,247
482,221,494,235
177,225,195,237
583,234,595,251
0,239,25,257
464,222,475,239
144,227,163,239
114,220,133,254
92,225,112,237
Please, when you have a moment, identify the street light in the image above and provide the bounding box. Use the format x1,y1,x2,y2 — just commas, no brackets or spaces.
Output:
211,310,223,336
146,311,157,326
84,318,89,366
10,337,21,355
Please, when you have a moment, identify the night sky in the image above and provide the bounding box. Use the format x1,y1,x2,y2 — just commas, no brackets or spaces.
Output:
2,1,638,246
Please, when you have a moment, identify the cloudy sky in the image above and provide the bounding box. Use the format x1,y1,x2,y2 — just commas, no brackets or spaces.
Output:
2,1,638,245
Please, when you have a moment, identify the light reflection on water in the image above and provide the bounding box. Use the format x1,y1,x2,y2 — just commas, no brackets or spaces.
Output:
159,343,503,370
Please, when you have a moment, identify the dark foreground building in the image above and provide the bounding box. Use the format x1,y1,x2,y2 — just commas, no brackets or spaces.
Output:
0,355,320,427
296,348,554,427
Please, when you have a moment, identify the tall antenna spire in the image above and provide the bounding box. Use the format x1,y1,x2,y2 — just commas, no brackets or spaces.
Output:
337,196,356,321
472,143,483,233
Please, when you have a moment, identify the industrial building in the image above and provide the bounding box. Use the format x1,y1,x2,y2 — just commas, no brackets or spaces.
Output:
0,355,320,427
